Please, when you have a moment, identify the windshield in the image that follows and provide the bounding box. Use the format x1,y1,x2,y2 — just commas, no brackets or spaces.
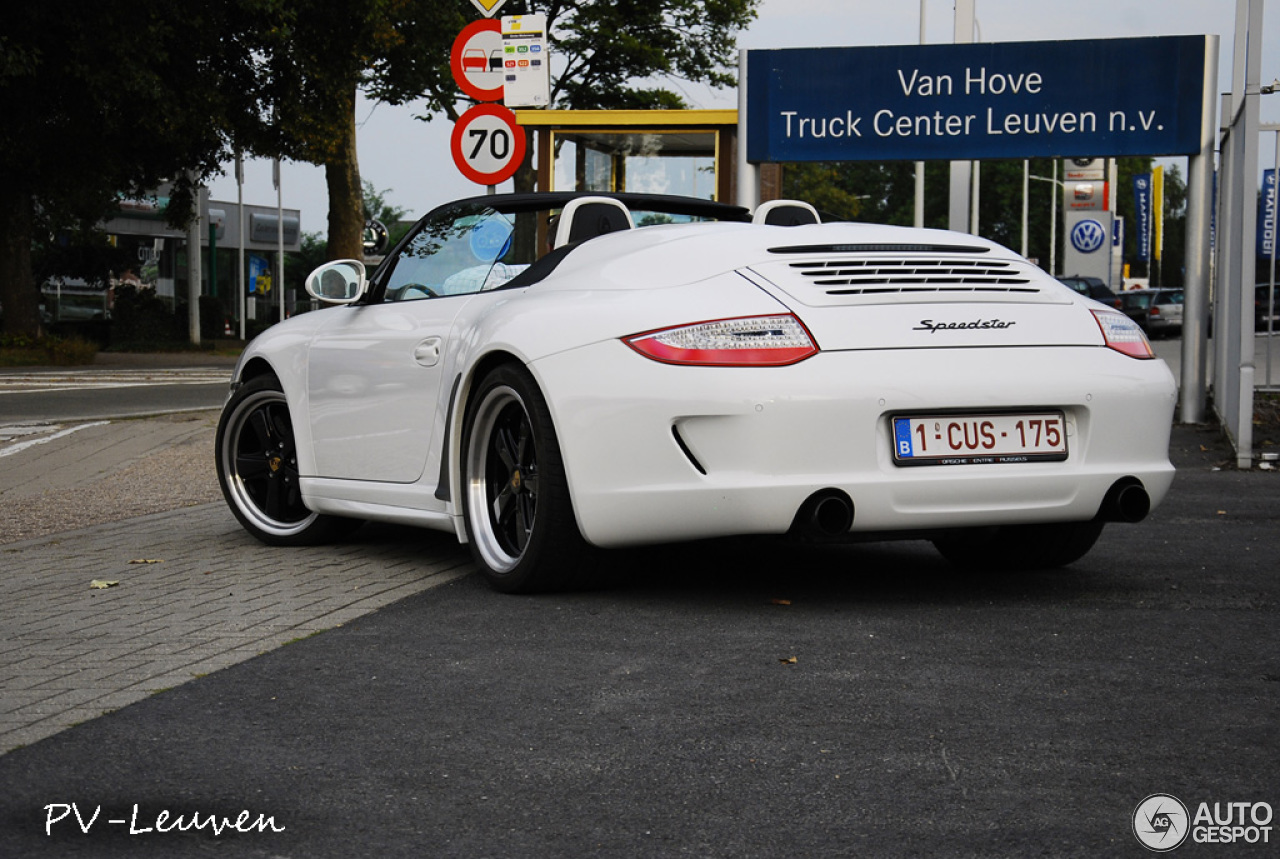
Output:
382,204,532,302
376,194,751,303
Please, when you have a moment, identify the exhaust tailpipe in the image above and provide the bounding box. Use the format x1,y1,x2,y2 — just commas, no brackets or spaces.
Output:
1098,478,1151,523
791,490,854,539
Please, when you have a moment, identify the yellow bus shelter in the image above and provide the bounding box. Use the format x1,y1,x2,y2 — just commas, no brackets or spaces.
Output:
513,109,743,202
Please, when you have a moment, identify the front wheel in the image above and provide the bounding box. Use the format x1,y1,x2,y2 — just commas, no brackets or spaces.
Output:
461,364,591,593
932,521,1105,572
216,373,360,546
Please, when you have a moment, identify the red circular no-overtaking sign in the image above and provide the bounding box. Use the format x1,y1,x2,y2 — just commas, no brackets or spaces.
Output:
451,19,504,103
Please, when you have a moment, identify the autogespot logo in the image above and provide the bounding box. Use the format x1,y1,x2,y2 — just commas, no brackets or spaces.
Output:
1133,794,1190,852
1071,218,1107,254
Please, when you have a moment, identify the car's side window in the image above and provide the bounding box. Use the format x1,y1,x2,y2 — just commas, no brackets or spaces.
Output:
381,208,525,303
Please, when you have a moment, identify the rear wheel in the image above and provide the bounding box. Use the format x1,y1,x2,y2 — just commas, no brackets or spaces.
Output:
461,364,591,593
216,374,360,545
932,521,1105,571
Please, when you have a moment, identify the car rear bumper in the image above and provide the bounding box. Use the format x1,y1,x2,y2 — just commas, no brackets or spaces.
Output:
531,342,1178,549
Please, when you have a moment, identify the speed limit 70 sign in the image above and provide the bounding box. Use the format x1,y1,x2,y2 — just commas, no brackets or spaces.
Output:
450,103,527,186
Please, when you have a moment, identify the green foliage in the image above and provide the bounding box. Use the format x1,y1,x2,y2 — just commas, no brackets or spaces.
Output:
286,232,331,292
0,1,275,337
32,227,134,293
362,180,409,226
538,0,759,110
199,296,228,342
0,334,99,367
404,1,759,117
110,286,187,349
781,156,1187,283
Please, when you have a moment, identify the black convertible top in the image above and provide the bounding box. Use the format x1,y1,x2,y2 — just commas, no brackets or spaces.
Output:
442,191,753,223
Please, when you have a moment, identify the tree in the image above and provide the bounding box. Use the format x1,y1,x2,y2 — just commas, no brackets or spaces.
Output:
363,180,410,226
258,0,758,260
0,2,269,337
363,180,415,248
253,0,465,261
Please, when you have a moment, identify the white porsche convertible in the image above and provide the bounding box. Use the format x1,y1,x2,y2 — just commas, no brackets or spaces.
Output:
216,192,1176,593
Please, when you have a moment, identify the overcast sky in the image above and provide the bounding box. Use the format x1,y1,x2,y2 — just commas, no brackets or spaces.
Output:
206,0,1280,235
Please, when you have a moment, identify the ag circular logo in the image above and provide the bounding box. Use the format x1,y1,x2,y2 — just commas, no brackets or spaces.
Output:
1133,794,1190,851
1071,218,1107,254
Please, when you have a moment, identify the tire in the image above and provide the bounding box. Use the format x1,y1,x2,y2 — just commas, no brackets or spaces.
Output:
932,520,1106,572
215,373,360,546
461,364,592,593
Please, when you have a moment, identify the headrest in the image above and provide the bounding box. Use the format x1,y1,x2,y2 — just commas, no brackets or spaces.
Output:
752,199,821,226
553,197,636,248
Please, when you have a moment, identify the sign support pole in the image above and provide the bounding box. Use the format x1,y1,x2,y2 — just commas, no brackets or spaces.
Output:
737,49,760,210
948,0,975,234
1180,35,1219,425
914,0,926,228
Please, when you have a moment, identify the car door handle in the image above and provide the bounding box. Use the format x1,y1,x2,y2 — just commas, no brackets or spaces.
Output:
413,337,443,367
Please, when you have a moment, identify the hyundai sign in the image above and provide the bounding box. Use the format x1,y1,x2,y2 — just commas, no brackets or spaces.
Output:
746,36,1207,163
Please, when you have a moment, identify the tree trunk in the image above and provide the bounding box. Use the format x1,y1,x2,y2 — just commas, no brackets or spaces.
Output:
0,186,42,339
325,84,364,262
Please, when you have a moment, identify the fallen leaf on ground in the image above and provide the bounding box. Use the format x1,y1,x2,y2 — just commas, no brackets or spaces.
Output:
89,580,119,589
779,656,798,665
771,598,792,606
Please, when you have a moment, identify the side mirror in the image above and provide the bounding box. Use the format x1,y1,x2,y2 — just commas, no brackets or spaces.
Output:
305,259,368,304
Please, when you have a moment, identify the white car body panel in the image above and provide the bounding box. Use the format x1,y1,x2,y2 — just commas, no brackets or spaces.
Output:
530,339,1175,547
227,199,1177,560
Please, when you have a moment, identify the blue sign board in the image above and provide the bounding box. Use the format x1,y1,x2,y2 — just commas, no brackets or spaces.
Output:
746,36,1206,163
248,254,271,294
1133,173,1152,262
1258,169,1277,258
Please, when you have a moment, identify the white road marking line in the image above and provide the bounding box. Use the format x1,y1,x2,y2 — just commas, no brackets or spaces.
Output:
0,370,230,394
0,421,111,458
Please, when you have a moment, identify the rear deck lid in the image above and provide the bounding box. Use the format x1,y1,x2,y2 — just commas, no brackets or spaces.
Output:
742,238,1104,351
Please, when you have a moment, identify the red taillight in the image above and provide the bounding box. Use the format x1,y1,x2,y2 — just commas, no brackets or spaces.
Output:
624,314,819,366
1091,309,1154,359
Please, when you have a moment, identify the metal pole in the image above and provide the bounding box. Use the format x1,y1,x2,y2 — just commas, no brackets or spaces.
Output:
971,161,980,235
1021,160,1028,257
948,0,974,233
736,49,761,210
186,180,202,346
1050,160,1058,277
914,0,926,228
275,159,285,324
237,155,246,340
1178,34,1218,423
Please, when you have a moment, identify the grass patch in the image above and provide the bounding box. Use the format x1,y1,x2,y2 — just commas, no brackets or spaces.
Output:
0,334,99,366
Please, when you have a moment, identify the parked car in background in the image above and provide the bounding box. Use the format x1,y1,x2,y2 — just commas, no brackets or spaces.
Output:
1121,288,1184,338
1057,275,1123,310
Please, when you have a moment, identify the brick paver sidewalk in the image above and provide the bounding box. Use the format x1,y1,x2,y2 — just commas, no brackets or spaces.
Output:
0,505,472,754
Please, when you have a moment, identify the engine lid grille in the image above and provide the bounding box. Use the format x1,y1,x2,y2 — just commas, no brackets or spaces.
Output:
749,242,1058,307
788,257,1036,295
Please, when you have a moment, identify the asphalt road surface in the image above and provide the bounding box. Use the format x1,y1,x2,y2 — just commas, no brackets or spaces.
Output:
0,421,1276,858
0,364,232,423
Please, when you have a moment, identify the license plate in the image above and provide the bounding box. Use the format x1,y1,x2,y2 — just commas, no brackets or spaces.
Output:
892,412,1068,466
